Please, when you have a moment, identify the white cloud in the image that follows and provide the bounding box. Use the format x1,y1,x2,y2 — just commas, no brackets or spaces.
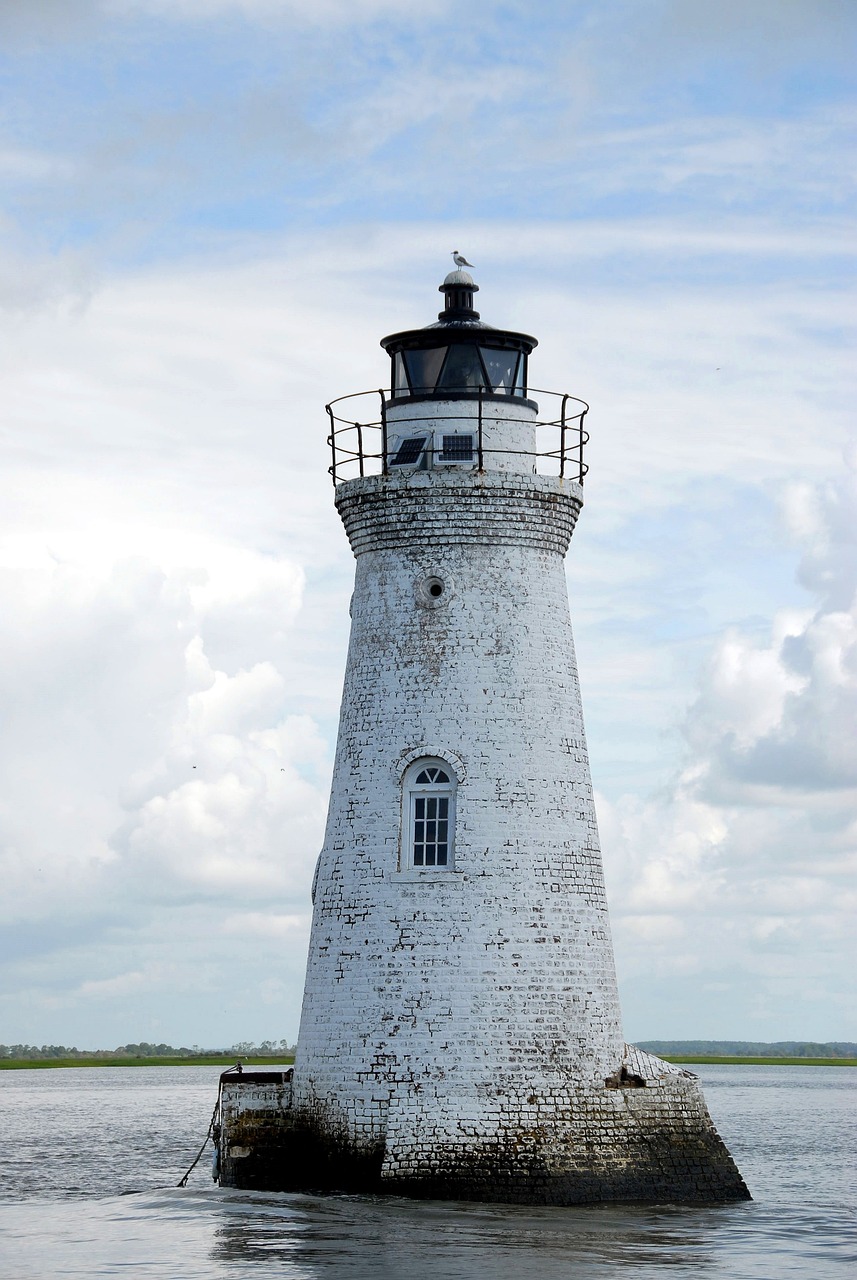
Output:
0,531,325,923
112,0,448,22
602,459,857,1037
685,460,857,797
0,222,851,1044
0,240,97,314
119,712,327,898
1,0,854,1058
0,2,845,1050
77,969,148,999
223,911,306,937
0,146,76,182
0,1,102,40
0,0,447,42
687,615,811,753
648,0,857,59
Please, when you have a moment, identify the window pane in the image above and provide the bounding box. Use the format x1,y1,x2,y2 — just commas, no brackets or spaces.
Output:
481,348,519,393
404,347,447,394
393,352,407,395
415,767,451,782
408,763,454,871
437,344,486,391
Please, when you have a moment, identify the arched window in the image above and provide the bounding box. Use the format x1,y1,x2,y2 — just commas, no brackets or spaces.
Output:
402,759,456,870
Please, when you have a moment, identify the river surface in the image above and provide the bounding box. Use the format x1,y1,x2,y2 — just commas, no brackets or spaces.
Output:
0,1063,854,1278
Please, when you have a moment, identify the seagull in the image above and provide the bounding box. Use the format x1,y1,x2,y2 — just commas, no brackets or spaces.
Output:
451,250,474,269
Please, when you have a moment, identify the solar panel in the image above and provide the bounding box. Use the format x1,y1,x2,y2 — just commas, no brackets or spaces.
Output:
441,434,473,461
391,436,427,466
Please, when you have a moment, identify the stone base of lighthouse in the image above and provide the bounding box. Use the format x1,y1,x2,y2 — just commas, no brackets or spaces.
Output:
217,1046,748,1203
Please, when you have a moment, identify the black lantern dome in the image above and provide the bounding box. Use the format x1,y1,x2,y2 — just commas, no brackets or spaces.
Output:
381,269,538,404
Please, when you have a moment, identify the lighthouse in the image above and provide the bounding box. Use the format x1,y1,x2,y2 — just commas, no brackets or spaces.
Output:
216,266,749,1204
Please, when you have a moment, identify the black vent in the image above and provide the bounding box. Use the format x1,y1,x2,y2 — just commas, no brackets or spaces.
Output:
438,274,480,322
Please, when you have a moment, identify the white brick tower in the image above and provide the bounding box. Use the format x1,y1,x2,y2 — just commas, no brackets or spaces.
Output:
219,268,749,1203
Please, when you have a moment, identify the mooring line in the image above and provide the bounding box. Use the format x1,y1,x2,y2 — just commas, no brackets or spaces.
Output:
176,1061,246,1187
177,1094,221,1187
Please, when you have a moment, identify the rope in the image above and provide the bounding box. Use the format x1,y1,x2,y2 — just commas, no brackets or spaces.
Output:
177,1095,220,1187
177,1064,244,1188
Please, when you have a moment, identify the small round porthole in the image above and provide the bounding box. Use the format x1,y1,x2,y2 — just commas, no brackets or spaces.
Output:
416,573,453,608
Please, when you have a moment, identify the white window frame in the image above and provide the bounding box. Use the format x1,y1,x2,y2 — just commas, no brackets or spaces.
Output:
402,758,456,871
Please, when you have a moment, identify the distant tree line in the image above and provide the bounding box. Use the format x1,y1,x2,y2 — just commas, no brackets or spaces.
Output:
638,1041,857,1058
0,1039,295,1060
5,1038,852,1062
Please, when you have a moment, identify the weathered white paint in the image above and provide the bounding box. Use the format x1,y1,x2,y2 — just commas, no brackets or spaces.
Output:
385,396,538,472
207,278,749,1202
283,382,747,1201
295,449,618,1121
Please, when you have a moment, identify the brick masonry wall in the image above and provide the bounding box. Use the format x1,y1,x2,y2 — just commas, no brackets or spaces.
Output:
264,455,750,1204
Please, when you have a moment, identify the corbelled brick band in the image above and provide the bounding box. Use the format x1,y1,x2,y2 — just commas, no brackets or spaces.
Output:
336,471,583,556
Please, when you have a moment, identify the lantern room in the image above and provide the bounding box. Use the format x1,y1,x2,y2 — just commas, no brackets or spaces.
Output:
324,266,588,486
380,269,537,402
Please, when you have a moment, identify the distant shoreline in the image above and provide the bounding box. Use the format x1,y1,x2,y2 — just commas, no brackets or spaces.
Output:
0,1055,296,1070
1,1054,854,1070
663,1055,856,1067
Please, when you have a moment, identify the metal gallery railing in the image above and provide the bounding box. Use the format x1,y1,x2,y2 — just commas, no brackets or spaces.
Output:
325,387,589,486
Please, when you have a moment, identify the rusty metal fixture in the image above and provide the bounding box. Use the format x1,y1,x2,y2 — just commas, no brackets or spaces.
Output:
325,387,589,486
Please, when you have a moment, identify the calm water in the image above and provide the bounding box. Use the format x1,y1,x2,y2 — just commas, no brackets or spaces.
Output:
0,1064,854,1279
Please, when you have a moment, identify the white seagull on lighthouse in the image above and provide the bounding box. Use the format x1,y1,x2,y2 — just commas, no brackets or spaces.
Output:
451,249,474,268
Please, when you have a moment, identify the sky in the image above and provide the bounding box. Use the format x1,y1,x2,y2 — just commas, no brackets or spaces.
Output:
0,0,854,1051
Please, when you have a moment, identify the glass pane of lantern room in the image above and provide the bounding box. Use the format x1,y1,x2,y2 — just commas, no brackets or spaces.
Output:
437,344,486,392
393,352,407,395
403,347,447,394
481,348,519,394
